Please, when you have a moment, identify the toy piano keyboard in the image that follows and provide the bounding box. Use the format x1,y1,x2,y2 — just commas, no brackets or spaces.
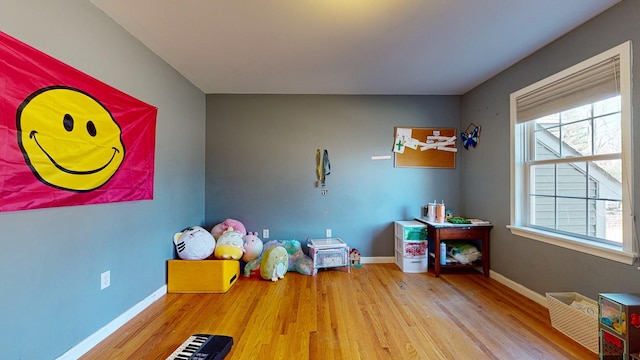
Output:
165,334,233,360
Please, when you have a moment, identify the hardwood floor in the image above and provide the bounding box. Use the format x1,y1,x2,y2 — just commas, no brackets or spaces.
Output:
80,264,597,359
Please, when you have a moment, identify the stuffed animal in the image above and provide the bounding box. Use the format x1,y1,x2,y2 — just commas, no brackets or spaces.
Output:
173,226,216,260
260,246,288,281
244,239,313,277
213,228,245,260
210,218,247,239
242,232,264,262
445,209,454,220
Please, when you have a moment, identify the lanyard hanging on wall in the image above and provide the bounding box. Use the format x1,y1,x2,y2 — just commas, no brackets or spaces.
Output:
316,149,330,194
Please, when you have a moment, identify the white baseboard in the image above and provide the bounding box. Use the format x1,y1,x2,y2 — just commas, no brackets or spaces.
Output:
361,256,394,264
489,270,547,307
56,285,167,360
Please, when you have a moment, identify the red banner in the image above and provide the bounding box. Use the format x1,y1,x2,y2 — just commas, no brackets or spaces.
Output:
0,31,157,212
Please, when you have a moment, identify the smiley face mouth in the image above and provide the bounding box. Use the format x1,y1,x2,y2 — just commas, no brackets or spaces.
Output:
29,130,120,175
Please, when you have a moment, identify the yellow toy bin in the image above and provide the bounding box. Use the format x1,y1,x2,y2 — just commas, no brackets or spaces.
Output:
167,259,239,293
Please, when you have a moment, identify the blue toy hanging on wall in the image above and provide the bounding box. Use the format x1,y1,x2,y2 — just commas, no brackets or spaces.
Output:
461,123,481,150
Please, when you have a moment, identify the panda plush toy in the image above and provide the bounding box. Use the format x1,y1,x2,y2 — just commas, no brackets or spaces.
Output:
173,226,216,260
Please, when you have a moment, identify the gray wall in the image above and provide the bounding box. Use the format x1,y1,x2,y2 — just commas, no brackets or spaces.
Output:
205,95,461,256
0,1,206,359
460,0,640,298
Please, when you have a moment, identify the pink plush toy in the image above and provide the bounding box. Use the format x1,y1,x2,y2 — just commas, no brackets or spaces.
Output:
242,232,264,262
210,218,247,239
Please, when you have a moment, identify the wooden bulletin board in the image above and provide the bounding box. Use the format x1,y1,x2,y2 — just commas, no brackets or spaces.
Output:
393,127,457,168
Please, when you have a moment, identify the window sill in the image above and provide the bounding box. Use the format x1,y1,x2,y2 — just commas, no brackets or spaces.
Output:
507,225,636,265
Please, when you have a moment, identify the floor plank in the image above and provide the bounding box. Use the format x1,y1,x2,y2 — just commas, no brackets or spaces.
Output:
80,264,597,359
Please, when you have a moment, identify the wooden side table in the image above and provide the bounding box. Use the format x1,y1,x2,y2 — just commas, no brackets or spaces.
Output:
415,218,492,277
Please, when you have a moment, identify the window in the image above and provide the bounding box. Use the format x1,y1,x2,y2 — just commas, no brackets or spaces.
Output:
509,42,634,264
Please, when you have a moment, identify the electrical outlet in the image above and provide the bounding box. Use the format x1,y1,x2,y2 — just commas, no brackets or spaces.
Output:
326,228,332,238
263,229,269,239
101,270,110,290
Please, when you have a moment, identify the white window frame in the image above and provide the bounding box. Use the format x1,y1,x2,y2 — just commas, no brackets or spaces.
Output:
508,41,635,265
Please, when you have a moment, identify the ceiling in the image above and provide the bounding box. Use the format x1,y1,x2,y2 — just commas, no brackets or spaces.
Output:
90,0,620,95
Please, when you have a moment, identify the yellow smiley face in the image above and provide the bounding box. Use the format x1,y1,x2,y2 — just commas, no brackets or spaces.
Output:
17,86,125,192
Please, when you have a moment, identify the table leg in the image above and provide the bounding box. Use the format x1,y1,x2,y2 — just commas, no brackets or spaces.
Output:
433,233,441,277
346,247,351,273
482,231,490,276
310,247,317,276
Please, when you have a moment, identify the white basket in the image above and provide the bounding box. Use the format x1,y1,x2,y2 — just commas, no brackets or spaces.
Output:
546,292,598,353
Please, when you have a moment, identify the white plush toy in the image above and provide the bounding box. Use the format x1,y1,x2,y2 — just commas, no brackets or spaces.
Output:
213,228,245,260
173,226,216,260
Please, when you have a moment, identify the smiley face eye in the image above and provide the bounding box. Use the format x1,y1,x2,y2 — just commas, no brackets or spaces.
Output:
86,120,97,137
63,114,74,131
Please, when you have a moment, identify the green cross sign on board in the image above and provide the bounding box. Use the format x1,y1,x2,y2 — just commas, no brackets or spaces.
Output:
396,139,404,151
